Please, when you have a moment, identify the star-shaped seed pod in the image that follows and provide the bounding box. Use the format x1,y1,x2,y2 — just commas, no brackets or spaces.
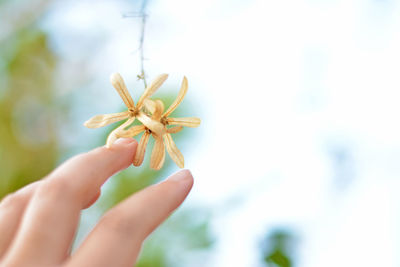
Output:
84,73,168,148
118,100,180,170
119,76,200,169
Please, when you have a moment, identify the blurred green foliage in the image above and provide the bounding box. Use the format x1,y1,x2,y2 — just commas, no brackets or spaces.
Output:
261,230,296,267
0,25,60,196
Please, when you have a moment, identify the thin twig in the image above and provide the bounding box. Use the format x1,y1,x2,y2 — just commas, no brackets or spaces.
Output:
122,0,148,89
138,0,148,88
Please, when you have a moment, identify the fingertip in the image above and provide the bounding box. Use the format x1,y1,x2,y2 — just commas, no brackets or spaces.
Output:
107,138,138,154
181,169,194,188
100,138,138,156
107,138,138,169
114,138,137,146
167,169,194,192
81,138,138,176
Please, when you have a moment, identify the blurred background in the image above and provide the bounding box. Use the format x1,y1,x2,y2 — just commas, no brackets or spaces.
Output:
1,0,400,266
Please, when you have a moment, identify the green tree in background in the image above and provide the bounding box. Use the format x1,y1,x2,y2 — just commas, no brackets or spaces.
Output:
261,230,296,267
0,25,60,196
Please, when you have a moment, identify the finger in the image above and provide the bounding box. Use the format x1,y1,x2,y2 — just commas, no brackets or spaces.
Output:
2,138,137,267
0,186,100,259
0,182,39,259
50,138,137,205
83,190,101,209
68,170,193,267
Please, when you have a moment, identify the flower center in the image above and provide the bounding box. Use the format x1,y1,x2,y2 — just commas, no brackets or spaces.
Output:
129,108,139,117
160,116,168,125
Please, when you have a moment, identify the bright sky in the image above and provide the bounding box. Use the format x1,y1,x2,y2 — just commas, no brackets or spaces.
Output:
41,0,400,266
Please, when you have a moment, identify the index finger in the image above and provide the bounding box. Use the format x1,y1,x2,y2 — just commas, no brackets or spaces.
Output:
3,138,137,266
48,137,138,205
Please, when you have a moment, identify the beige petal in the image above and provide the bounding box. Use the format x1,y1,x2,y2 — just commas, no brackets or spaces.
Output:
150,135,165,170
110,73,135,109
143,99,156,114
163,133,184,168
156,148,166,170
166,117,201,128
137,111,165,136
106,131,119,148
167,126,183,134
136,74,168,108
84,111,130,128
118,125,146,138
105,117,135,148
152,100,165,120
133,131,150,166
163,76,188,117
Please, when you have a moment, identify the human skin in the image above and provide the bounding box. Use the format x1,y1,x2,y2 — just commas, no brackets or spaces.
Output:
0,138,194,267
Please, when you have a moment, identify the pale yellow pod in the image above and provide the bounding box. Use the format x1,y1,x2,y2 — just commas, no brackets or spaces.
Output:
150,135,165,170
137,112,165,136
167,126,183,134
155,148,166,170
163,133,184,168
163,76,188,117
105,117,136,148
84,111,130,129
166,117,201,128
118,125,146,138
152,100,165,120
143,99,156,114
105,131,119,148
133,131,150,166
136,73,168,109
110,73,135,109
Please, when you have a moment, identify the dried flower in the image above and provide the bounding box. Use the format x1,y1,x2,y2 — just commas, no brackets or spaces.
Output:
84,73,168,148
119,77,200,170
84,73,200,170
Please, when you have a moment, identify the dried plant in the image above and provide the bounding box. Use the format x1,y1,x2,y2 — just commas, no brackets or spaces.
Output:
84,73,200,170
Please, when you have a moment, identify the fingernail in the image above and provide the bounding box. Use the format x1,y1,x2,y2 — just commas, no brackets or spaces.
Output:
114,138,136,145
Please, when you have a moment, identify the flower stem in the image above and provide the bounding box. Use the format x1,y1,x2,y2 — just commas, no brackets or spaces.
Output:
138,0,148,89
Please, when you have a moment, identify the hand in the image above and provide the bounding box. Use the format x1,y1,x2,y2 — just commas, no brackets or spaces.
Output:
0,138,193,267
